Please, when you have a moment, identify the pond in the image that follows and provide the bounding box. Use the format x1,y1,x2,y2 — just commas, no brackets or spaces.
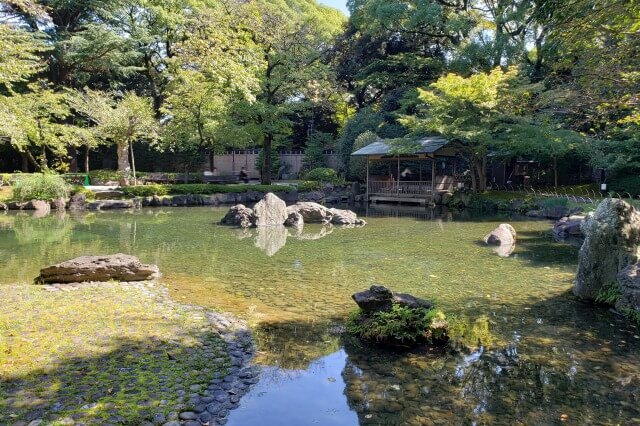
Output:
1,206,639,425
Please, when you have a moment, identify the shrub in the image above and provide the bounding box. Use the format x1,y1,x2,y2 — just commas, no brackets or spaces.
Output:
12,173,70,201
542,197,568,209
71,186,96,201
609,175,640,197
304,167,342,185
121,184,169,197
1,173,11,185
89,169,122,184
595,282,620,306
168,184,286,195
297,181,322,192
347,304,448,345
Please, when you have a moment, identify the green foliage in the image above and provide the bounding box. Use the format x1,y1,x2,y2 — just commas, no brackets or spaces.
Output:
121,185,169,197
12,173,69,201
297,181,323,192
304,168,341,185
256,147,282,179
302,132,332,172
542,198,569,209
167,184,294,195
71,186,96,201
347,304,448,345
609,175,640,197
89,169,122,183
595,283,621,306
349,130,378,181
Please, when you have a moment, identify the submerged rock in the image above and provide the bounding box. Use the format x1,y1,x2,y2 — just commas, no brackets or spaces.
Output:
575,199,640,301
36,254,160,284
253,193,288,227
484,224,516,246
221,204,255,228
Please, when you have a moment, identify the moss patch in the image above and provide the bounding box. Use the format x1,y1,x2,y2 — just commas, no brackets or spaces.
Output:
0,283,230,424
346,304,448,346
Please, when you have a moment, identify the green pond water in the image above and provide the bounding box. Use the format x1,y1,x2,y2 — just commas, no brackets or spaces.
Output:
1,206,639,425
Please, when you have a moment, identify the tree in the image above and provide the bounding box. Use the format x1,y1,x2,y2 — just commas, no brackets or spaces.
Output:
232,0,345,184
302,132,332,173
403,68,516,191
71,90,158,179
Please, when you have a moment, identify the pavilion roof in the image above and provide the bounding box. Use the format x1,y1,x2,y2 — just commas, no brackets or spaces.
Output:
350,136,451,157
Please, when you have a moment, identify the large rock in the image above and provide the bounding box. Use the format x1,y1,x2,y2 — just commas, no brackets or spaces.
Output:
574,199,640,301
36,254,160,284
484,224,516,245
616,263,640,315
352,285,434,313
50,197,66,210
69,192,86,211
0,202,6,211
284,210,304,228
288,202,332,224
221,204,255,228
328,208,366,226
253,193,288,227
553,215,586,238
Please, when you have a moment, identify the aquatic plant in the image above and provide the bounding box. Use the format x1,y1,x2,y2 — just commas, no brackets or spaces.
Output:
346,303,448,346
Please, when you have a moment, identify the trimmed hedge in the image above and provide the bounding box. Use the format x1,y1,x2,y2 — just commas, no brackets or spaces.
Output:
297,181,322,192
304,167,344,185
120,183,295,197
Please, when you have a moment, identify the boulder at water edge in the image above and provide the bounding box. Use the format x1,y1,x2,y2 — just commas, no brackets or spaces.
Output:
287,202,332,224
36,254,160,284
574,199,640,301
221,204,255,228
484,224,516,246
253,192,288,227
328,208,367,226
553,215,586,238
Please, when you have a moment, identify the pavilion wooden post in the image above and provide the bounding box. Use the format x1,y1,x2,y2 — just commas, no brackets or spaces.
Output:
366,156,370,202
396,155,400,195
431,157,436,202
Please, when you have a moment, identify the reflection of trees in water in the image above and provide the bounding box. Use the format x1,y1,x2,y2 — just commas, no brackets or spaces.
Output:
340,296,640,425
252,320,342,370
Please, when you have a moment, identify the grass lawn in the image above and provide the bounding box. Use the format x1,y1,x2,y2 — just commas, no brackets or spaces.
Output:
0,282,230,425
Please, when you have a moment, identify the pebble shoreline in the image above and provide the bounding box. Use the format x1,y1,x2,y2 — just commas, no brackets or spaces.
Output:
42,281,258,426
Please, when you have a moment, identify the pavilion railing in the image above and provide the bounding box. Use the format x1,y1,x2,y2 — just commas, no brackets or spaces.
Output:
368,180,434,196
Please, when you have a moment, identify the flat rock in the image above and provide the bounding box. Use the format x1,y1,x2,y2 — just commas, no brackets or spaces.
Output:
288,202,332,224
86,200,133,210
328,208,366,226
36,253,160,284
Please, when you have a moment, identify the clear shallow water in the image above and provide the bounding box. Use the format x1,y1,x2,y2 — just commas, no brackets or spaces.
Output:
1,206,639,424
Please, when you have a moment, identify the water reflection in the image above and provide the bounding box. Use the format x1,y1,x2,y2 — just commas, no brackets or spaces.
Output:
235,224,339,256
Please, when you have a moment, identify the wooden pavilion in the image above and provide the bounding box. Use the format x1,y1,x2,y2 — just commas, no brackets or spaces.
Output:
351,136,460,205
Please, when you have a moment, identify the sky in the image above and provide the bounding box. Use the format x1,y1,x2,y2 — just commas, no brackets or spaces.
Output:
318,0,349,15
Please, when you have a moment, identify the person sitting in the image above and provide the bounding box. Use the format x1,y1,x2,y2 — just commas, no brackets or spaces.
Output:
240,167,249,183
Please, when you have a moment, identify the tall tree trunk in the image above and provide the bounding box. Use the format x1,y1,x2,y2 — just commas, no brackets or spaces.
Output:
208,151,214,172
68,146,78,173
117,142,130,172
129,140,137,186
553,156,558,187
262,134,273,184
20,151,30,172
84,145,90,173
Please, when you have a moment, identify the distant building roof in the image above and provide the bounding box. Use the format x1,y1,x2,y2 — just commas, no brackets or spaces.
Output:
351,136,450,157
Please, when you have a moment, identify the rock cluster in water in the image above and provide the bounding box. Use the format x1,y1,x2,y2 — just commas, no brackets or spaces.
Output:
221,193,366,228
36,254,160,284
349,285,448,347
